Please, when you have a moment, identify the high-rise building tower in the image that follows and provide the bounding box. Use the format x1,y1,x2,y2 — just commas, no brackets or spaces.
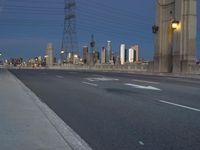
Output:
90,34,95,53
45,43,54,67
129,45,139,63
83,46,89,64
120,44,125,65
101,47,106,64
106,41,112,63
61,0,78,63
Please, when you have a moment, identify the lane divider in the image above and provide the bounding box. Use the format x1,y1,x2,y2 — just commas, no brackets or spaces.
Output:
159,100,200,112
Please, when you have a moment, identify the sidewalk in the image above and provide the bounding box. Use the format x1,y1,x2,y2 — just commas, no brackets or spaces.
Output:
0,69,92,150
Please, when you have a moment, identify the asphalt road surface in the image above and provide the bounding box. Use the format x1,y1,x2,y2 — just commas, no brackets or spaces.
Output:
10,69,200,150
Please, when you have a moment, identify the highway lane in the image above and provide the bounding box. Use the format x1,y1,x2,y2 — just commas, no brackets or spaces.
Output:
10,69,200,150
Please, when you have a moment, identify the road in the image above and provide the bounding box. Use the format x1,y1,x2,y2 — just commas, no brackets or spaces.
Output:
10,69,200,150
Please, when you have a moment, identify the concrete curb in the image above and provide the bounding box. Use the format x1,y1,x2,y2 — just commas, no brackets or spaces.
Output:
8,70,93,150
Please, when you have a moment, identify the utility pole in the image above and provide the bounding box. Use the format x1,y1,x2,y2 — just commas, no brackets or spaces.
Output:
61,0,78,64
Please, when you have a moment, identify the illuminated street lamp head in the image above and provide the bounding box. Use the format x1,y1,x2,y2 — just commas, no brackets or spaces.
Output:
172,20,179,30
0,53,2,56
44,55,48,58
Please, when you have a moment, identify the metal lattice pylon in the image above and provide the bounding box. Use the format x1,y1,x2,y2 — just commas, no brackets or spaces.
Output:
61,0,78,63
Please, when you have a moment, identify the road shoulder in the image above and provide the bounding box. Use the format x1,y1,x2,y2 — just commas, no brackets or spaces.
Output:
0,69,92,150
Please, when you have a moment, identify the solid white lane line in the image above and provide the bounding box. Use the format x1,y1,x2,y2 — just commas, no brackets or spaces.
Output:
125,83,161,91
159,100,200,112
133,79,159,84
56,75,64,79
82,82,98,87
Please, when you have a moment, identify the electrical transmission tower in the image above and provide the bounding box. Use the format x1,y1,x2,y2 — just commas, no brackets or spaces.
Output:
61,0,78,63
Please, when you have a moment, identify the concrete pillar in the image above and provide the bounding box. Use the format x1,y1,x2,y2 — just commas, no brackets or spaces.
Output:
154,0,175,73
173,0,197,73
154,0,197,73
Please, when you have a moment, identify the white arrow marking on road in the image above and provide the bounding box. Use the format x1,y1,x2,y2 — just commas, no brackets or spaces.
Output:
125,83,161,91
159,100,200,112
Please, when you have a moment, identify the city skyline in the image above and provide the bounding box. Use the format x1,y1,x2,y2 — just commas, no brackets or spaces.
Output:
0,0,200,60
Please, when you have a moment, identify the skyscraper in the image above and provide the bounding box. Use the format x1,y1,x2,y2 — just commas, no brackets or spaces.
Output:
120,44,125,65
101,47,106,64
45,43,54,67
106,41,112,63
83,46,88,64
93,51,99,64
129,45,139,63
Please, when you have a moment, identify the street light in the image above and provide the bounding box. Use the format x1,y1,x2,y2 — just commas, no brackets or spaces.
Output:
172,20,179,30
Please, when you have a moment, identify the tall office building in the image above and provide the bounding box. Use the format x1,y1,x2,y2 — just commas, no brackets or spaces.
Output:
125,48,128,63
93,51,100,64
83,46,89,64
45,43,54,67
66,52,73,63
120,44,126,65
101,47,106,64
106,41,112,63
129,45,139,63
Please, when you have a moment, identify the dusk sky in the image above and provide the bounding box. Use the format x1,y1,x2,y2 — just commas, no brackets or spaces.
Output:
0,0,199,60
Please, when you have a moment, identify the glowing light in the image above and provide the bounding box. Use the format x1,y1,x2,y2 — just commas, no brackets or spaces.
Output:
74,54,78,58
172,21,179,30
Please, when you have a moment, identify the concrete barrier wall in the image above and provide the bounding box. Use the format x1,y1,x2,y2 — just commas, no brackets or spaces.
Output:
4,63,200,77
50,64,150,73
187,64,200,74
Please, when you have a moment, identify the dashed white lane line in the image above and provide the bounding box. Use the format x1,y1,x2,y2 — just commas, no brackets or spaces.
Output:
133,79,159,85
82,82,98,87
125,83,161,91
139,141,145,146
159,100,200,112
56,75,64,79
